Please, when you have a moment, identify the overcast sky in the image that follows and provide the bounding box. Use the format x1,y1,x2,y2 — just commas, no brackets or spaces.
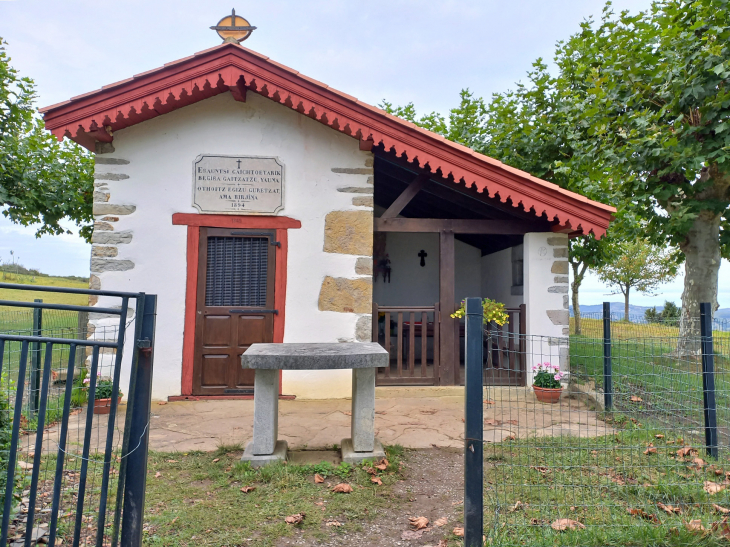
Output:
1,0,728,308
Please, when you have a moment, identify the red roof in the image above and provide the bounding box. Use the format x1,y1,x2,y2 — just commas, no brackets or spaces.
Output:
41,42,614,237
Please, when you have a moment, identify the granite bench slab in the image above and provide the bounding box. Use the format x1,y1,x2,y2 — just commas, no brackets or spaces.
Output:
241,342,388,370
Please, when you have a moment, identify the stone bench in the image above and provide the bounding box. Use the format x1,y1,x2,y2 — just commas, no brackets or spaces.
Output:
240,342,388,466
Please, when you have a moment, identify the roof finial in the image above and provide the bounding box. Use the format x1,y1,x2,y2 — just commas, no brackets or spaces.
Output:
211,8,257,43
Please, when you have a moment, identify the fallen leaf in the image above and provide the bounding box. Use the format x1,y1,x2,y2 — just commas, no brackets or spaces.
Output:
371,476,382,485
438,541,448,547
314,501,324,506
505,435,516,441
401,530,424,540
551,519,585,531
420,409,437,415
658,503,681,515
644,447,657,455
484,419,502,426
374,458,389,471
314,474,325,484
628,508,660,524
714,504,730,515
433,517,448,527
285,513,305,525
157,401,167,405
166,459,178,463
154,472,162,478
326,520,343,527
364,466,376,475
343,411,351,416
452,500,463,506
509,501,524,512
705,481,726,495
686,519,705,533
655,434,664,439
506,420,519,425
240,486,256,493
531,466,548,474
693,458,706,469
409,516,429,530
677,446,695,458
630,396,644,402
484,400,495,405
453,527,465,537
212,458,220,463
711,518,730,540
332,483,353,493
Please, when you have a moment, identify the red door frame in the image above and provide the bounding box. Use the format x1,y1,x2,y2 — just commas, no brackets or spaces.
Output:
172,213,302,399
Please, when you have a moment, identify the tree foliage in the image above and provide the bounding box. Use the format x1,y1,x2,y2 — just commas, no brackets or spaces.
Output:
0,39,93,240
597,239,679,319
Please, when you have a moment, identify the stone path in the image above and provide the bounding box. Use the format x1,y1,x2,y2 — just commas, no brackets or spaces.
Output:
25,385,612,455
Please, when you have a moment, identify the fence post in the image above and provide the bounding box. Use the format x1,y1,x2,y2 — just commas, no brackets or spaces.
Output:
700,302,718,459
464,297,483,546
120,294,156,547
30,298,43,415
602,302,613,410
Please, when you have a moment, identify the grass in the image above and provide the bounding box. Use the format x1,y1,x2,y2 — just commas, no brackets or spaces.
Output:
572,317,730,343
142,445,406,547
0,272,89,308
485,428,730,546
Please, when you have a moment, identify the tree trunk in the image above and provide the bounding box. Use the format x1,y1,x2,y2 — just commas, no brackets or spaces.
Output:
624,287,630,322
677,210,721,355
570,261,588,336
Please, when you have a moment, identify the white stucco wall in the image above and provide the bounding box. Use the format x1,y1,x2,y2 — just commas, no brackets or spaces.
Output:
481,246,524,309
523,232,570,384
90,92,372,400
372,232,482,307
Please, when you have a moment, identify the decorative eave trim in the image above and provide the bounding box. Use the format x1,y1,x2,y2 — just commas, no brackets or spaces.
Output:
42,43,615,238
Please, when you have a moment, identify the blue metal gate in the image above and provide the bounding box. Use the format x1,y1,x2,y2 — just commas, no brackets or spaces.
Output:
0,283,156,547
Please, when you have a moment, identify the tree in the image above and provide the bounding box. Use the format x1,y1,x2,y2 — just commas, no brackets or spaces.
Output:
597,239,679,320
0,39,93,240
557,0,730,349
645,300,682,324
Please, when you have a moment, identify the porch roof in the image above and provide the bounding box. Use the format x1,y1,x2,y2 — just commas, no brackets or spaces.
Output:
40,42,615,237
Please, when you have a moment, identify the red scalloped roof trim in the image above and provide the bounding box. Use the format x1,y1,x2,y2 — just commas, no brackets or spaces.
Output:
41,43,614,237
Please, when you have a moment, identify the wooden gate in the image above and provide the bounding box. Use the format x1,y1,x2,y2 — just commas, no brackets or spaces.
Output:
372,302,526,386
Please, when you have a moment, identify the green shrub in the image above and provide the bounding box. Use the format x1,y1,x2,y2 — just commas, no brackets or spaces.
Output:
0,373,15,509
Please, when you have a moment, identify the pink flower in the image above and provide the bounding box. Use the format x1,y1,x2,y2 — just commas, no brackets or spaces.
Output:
83,378,90,384
554,374,561,381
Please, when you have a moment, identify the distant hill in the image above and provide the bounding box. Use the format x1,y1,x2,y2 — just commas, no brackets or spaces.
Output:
571,303,730,321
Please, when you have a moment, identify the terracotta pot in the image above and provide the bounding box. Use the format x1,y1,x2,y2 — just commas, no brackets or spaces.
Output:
94,396,122,414
533,386,563,404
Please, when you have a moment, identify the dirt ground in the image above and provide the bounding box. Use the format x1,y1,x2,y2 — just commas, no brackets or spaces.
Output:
276,448,465,547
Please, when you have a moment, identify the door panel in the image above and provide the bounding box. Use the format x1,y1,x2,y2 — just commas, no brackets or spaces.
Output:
193,227,276,396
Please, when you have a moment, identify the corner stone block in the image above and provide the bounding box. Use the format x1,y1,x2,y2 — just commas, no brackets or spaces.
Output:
352,196,374,207
355,315,372,342
324,211,373,256
93,204,136,216
319,277,372,314
547,285,568,294
92,246,118,258
547,236,568,247
546,310,569,326
554,276,569,283
91,259,135,273
89,275,101,290
551,261,569,275
355,257,373,275
91,231,132,245
553,247,568,258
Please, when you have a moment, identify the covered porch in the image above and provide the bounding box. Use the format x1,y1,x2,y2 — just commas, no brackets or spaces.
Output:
369,151,568,387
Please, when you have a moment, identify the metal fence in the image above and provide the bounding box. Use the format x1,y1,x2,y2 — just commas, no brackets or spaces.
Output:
463,299,730,547
572,310,730,337
0,285,156,547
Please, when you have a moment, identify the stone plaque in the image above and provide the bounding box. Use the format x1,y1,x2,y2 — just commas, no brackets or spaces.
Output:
192,155,284,214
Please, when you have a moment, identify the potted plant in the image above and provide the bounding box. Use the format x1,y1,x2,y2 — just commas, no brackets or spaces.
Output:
532,362,563,404
89,377,123,414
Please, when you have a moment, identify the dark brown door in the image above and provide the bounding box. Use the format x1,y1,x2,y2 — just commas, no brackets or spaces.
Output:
193,227,276,395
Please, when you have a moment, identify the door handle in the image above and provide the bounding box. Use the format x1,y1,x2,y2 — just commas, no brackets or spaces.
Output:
229,309,279,315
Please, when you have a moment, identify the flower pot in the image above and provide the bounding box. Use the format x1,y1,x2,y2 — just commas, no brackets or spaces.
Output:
94,396,122,414
533,386,563,404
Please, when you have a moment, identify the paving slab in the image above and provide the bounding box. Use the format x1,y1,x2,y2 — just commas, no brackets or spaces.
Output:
21,386,614,454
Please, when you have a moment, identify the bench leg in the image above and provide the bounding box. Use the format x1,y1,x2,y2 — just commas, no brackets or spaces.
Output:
351,367,375,452
252,369,279,455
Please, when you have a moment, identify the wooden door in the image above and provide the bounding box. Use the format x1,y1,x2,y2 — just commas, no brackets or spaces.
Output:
193,227,276,395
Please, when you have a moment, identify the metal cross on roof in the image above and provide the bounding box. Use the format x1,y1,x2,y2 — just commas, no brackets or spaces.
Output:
211,8,257,43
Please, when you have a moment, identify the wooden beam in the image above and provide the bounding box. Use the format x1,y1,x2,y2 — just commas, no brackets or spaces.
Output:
439,231,456,385
381,174,428,219
374,218,540,234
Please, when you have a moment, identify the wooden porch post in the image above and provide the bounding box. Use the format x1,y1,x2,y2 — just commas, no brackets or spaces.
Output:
439,230,456,385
